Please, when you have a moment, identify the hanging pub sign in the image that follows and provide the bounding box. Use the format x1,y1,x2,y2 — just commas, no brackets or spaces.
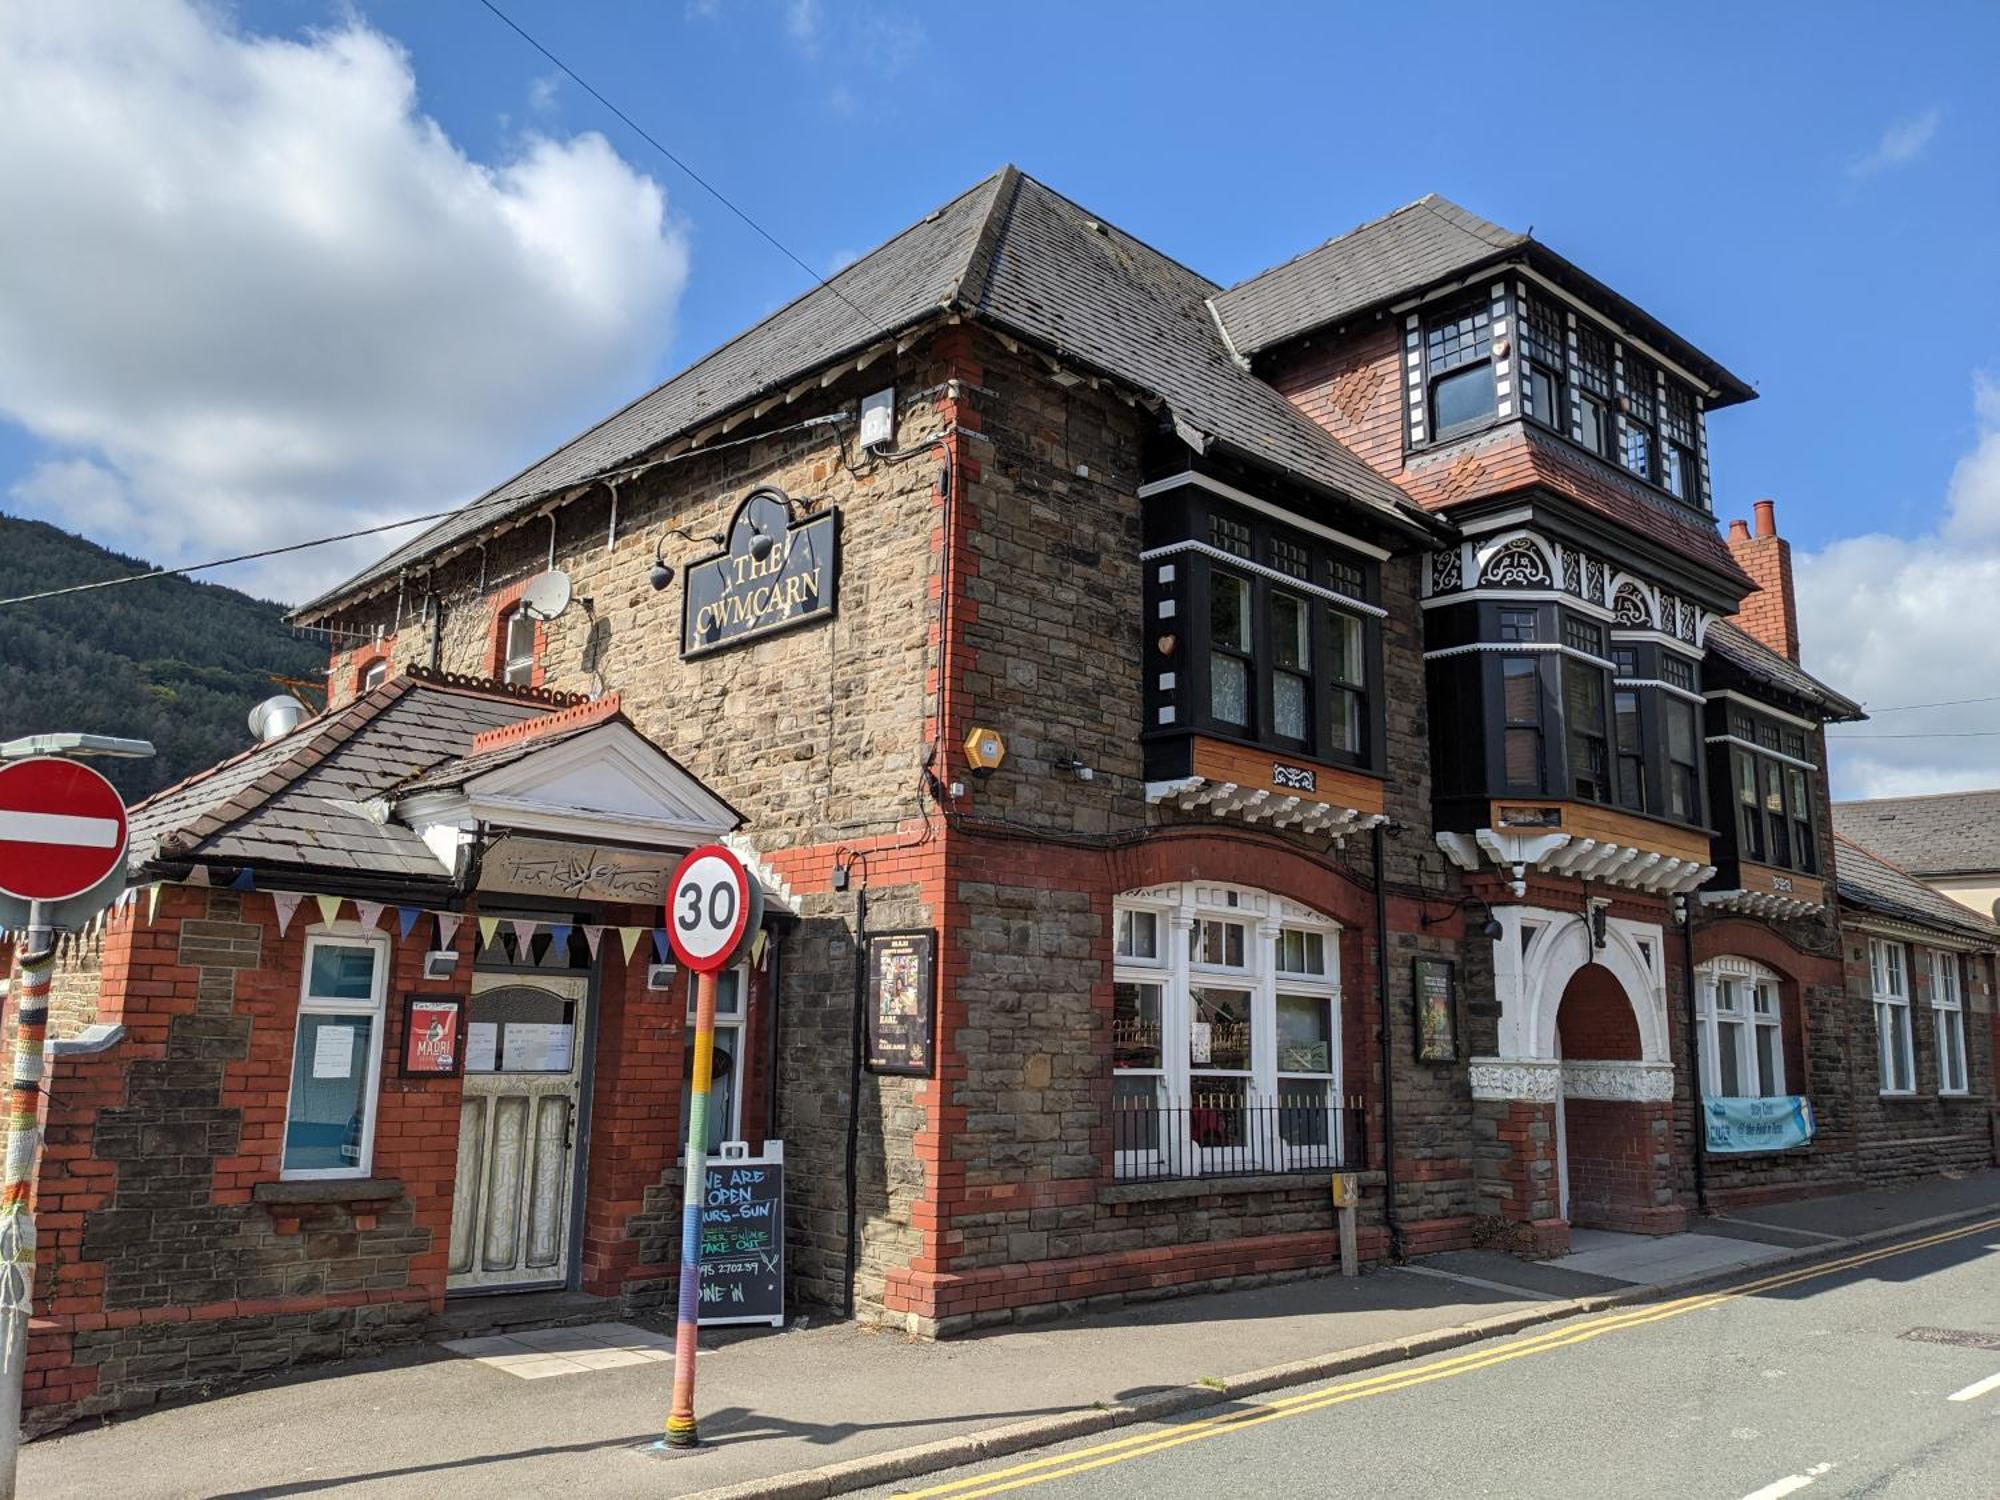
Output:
681,486,840,658
1412,957,1458,1063
865,930,936,1076
400,995,464,1077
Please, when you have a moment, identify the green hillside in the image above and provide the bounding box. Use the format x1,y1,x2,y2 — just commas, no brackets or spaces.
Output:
0,515,327,801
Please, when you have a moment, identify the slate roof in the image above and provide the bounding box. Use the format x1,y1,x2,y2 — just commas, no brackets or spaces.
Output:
1833,791,2000,879
1705,620,1866,722
299,167,1440,619
126,674,559,885
1211,194,1757,406
1833,833,2000,944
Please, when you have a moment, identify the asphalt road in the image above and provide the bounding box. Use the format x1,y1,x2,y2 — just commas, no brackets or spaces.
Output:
872,1217,2000,1500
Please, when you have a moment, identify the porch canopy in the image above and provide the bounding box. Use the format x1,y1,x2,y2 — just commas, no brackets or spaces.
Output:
127,670,748,907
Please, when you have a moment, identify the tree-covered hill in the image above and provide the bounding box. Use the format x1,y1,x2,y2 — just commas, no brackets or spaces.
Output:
0,515,327,801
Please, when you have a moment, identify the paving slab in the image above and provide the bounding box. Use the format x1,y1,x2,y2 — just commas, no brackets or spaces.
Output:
1547,1229,1788,1284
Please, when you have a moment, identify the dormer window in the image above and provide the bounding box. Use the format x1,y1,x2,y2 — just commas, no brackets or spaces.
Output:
1423,297,1496,439
1574,322,1616,458
1520,293,1568,434
1660,382,1701,506
500,606,537,688
1621,352,1659,484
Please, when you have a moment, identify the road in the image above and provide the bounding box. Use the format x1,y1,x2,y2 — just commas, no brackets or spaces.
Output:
873,1217,2000,1500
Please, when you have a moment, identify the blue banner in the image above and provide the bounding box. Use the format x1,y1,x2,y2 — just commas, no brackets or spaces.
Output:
1704,1095,1815,1154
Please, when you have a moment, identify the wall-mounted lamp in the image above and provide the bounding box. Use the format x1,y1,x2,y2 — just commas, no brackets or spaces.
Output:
747,492,817,561
649,538,675,592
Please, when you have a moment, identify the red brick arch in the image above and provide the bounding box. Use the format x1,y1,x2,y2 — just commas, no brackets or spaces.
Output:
1106,827,1376,931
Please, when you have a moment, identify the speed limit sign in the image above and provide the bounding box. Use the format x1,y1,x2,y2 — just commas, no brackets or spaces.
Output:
665,845,762,973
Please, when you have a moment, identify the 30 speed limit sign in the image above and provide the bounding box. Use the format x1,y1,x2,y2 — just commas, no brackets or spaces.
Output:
665,845,762,973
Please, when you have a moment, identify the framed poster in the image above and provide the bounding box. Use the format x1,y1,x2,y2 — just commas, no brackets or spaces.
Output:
865,930,936,1077
1412,957,1458,1064
400,995,464,1077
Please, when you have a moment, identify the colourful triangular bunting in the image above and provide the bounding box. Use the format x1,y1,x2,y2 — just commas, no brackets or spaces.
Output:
353,900,384,931
315,894,344,926
581,925,604,961
617,927,643,963
396,906,422,941
477,915,500,949
435,912,463,951
272,892,304,937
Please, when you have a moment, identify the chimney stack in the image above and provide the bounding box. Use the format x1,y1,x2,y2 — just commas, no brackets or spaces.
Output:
1726,497,1800,662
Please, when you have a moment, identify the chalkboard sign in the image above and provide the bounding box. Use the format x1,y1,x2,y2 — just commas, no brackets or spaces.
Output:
698,1141,784,1327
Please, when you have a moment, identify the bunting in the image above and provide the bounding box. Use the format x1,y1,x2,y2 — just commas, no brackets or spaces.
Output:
144,885,161,925
618,927,643,963
549,924,573,956
271,893,304,937
435,913,462,952
651,928,671,964
353,901,384,931
315,894,344,926
478,915,500,949
581,926,604,961
507,918,539,955
396,907,422,941
186,865,211,888
231,867,256,892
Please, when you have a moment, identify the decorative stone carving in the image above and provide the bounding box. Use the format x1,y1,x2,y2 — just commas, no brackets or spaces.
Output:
1482,538,1552,588
1560,1060,1676,1102
1468,1058,1561,1102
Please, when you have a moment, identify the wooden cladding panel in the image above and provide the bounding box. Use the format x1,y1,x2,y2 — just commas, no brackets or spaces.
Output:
1190,737,1386,817
1488,800,1710,867
1737,860,1826,907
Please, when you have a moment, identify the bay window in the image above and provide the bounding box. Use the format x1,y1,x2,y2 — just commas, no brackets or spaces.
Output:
282,929,390,1178
1562,618,1610,803
1930,950,1968,1096
1718,708,1820,875
1871,939,1915,1095
1208,570,1254,728
1112,885,1343,1178
1695,959,1784,1099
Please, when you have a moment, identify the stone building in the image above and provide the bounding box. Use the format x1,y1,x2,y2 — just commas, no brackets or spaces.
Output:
18,168,1996,1424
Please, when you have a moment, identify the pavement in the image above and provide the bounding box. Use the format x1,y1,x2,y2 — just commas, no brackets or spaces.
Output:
19,1168,2000,1500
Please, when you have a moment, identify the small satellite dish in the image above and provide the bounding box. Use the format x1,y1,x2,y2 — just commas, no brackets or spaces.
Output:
519,570,573,622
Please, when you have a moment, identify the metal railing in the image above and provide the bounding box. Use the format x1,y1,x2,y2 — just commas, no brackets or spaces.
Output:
1112,1092,1368,1181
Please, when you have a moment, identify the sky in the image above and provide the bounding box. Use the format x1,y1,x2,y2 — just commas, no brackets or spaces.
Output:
1,0,1997,798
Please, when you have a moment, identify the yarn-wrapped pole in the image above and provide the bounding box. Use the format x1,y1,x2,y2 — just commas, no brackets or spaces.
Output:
0,915,54,1500
664,967,718,1449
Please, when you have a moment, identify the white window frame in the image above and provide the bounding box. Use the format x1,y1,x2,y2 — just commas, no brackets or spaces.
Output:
359,658,388,692
1929,949,1969,1097
501,607,537,687
1112,883,1342,1178
1870,938,1916,1096
1694,957,1785,1099
681,962,748,1149
281,926,391,1181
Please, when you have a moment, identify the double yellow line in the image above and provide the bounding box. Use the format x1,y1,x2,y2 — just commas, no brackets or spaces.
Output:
897,1216,2000,1499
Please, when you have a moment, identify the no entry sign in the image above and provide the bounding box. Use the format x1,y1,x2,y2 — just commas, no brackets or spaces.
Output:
0,757,129,905
666,845,760,974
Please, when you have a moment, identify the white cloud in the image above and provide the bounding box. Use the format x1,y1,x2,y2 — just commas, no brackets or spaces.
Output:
0,2,689,603
529,71,562,113
785,0,821,54
1847,107,1942,179
1801,374,2000,798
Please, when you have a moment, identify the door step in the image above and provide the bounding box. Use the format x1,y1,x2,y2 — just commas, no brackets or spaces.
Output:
427,1289,620,1344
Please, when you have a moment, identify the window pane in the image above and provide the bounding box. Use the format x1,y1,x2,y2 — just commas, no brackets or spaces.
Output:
1273,593,1309,671
1504,728,1541,788
1276,929,1325,975
307,943,378,1002
1274,672,1308,741
1116,909,1158,961
1210,654,1248,726
1113,1075,1162,1153
1329,613,1363,685
1499,610,1538,644
284,1014,374,1171
680,1032,737,1151
1754,1025,1780,1097
1432,364,1496,435
1717,1019,1743,1096
1715,979,1740,1014
1188,1075,1247,1149
1210,572,1250,651
1579,395,1610,457
1526,364,1563,429
1503,658,1540,721
1190,920,1246,969
1425,300,1491,374
1276,994,1332,1074
1623,423,1653,481
1113,983,1163,1070
1191,988,1253,1071
1278,1079,1331,1148
1332,687,1363,754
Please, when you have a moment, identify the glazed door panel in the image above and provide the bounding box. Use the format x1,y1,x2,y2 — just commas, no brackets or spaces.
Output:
448,972,588,1292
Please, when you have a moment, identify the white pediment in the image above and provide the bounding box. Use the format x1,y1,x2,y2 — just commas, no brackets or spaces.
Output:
399,721,739,857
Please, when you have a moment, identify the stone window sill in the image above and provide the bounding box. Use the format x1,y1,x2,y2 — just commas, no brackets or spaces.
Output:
1102,1168,1383,1205
255,1178,403,1206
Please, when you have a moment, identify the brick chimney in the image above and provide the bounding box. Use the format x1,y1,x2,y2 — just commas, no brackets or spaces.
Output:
1726,498,1800,662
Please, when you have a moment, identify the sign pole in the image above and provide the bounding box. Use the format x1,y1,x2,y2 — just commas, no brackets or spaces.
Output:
0,903,52,1500
665,965,719,1449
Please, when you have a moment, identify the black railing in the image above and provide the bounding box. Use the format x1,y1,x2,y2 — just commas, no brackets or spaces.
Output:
1112,1092,1368,1181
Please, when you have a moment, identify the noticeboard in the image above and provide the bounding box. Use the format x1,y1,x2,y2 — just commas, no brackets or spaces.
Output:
1412,957,1458,1063
865,930,936,1077
699,1141,784,1327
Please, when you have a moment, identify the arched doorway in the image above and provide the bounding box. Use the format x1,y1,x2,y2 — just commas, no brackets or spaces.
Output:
1554,963,1681,1233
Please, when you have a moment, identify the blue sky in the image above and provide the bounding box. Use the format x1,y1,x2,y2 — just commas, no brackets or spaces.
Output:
2,1,1997,793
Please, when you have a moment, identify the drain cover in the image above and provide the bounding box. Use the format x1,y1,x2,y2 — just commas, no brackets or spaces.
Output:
1900,1327,2000,1351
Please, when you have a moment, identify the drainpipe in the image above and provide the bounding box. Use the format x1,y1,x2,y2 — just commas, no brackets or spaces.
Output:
764,923,786,1141
1678,894,1709,1215
1372,824,1406,1260
841,884,869,1319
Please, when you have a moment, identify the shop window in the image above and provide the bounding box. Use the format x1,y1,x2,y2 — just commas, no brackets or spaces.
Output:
1695,959,1784,1099
1423,296,1497,439
1113,886,1342,1178
680,967,748,1151
500,606,538,688
282,930,389,1178
1870,939,1915,1095
1929,950,1968,1096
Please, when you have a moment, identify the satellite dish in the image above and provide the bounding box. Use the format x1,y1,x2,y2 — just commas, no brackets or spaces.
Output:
519,570,573,622
248,694,308,744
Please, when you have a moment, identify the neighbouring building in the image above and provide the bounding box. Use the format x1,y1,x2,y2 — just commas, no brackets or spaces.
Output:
16,168,1996,1427
1835,790,2000,925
